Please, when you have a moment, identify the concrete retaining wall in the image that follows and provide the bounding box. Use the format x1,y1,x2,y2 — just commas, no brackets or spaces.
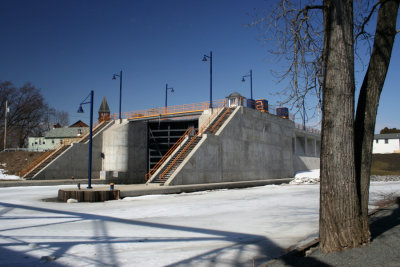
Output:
102,120,147,184
167,107,295,185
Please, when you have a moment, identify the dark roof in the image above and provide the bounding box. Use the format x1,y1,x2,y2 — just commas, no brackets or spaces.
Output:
70,120,89,128
226,91,245,99
99,96,110,113
374,133,400,139
45,127,88,139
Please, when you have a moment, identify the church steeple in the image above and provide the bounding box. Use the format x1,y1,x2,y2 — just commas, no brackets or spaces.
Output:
98,96,111,122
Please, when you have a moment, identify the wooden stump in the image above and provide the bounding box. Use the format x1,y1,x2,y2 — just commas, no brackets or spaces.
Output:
58,189,120,202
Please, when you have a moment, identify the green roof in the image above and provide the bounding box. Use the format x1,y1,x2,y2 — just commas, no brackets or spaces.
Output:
374,133,400,139
45,127,88,138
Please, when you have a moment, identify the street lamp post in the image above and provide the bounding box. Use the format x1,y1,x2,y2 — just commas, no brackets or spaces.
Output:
112,70,123,121
77,90,94,189
241,69,253,100
202,51,213,109
165,83,174,108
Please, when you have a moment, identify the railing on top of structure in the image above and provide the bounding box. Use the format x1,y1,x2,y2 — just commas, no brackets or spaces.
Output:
112,99,227,120
295,123,321,135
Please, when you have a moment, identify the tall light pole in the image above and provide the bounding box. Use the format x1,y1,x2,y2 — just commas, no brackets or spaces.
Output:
202,51,213,109
241,69,253,100
112,70,123,121
165,83,174,108
77,90,94,189
3,101,8,151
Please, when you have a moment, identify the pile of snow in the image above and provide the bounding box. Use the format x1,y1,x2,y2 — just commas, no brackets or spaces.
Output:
0,168,20,180
290,169,320,184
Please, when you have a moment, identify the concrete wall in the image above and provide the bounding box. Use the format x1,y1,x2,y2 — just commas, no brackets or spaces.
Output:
293,155,320,172
102,120,147,183
167,107,295,185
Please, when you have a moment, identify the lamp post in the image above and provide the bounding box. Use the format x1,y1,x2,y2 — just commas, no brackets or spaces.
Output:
241,69,253,100
77,90,94,189
112,70,123,121
202,51,213,109
165,83,174,108
3,101,8,151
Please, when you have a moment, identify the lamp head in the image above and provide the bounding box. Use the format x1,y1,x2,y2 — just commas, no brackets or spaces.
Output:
171,88,175,93
241,77,246,82
77,105,84,113
112,74,117,80
202,55,208,62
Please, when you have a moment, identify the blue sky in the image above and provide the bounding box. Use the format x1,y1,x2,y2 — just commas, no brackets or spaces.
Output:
1,0,398,132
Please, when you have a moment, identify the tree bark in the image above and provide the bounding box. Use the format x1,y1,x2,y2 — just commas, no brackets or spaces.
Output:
354,0,400,241
319,0,365,253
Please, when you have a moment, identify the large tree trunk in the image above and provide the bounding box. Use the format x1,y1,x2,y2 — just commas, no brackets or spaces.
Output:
319,0,366,253
354,0,400,241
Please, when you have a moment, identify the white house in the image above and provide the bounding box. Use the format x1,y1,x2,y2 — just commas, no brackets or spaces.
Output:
373,133,400,154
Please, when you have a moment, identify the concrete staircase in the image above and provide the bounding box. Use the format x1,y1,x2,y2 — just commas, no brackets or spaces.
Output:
149,107,234,185
22,144,72,179
21,120,114,180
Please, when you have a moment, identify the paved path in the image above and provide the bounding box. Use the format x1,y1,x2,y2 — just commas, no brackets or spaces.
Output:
261,199,400,267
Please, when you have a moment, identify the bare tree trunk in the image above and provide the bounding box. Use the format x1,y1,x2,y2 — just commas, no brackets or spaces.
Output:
354,0,400,242
319,0,365,253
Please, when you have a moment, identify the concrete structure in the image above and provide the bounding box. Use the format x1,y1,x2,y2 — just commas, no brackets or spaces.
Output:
101,120,147,183
28,97,320,184
373,133,400,154
155,106,320,185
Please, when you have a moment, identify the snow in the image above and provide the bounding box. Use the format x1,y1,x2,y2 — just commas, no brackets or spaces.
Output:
0,173,399,266
290,169,320,184
0,167,20,180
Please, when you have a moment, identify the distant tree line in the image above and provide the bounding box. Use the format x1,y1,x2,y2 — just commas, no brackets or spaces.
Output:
0,81,70,148
380,127,400,134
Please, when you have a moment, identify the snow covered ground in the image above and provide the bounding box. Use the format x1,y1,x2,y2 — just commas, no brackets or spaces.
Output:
1,178,400,267
0,165,20,180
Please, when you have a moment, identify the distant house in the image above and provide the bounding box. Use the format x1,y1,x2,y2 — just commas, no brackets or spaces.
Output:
28,125,88,152
373,133,400,154
70,120,89,128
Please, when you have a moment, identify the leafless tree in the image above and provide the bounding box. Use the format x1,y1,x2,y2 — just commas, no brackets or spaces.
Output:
252,0,399,253
0,81,70,148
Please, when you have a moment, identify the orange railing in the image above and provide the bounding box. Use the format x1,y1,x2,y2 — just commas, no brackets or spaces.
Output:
209,107,232,134
19,138,76,178
19,121,109,178
159,131,201,182
145,127,192,181
112,99,226,120
157,107,229,182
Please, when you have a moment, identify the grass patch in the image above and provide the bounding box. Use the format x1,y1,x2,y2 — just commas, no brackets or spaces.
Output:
371,154,400,176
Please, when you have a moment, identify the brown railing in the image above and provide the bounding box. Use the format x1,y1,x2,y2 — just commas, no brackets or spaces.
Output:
145,127,192,181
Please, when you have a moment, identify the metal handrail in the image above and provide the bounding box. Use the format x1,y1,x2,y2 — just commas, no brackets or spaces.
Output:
19,121,107,178
209,107,232,134
112,99,226,120
145,128,192,181
159,131,201,182
157,107,227,182
19,138,75,178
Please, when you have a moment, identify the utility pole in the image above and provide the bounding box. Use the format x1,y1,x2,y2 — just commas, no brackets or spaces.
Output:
4,101,8,151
